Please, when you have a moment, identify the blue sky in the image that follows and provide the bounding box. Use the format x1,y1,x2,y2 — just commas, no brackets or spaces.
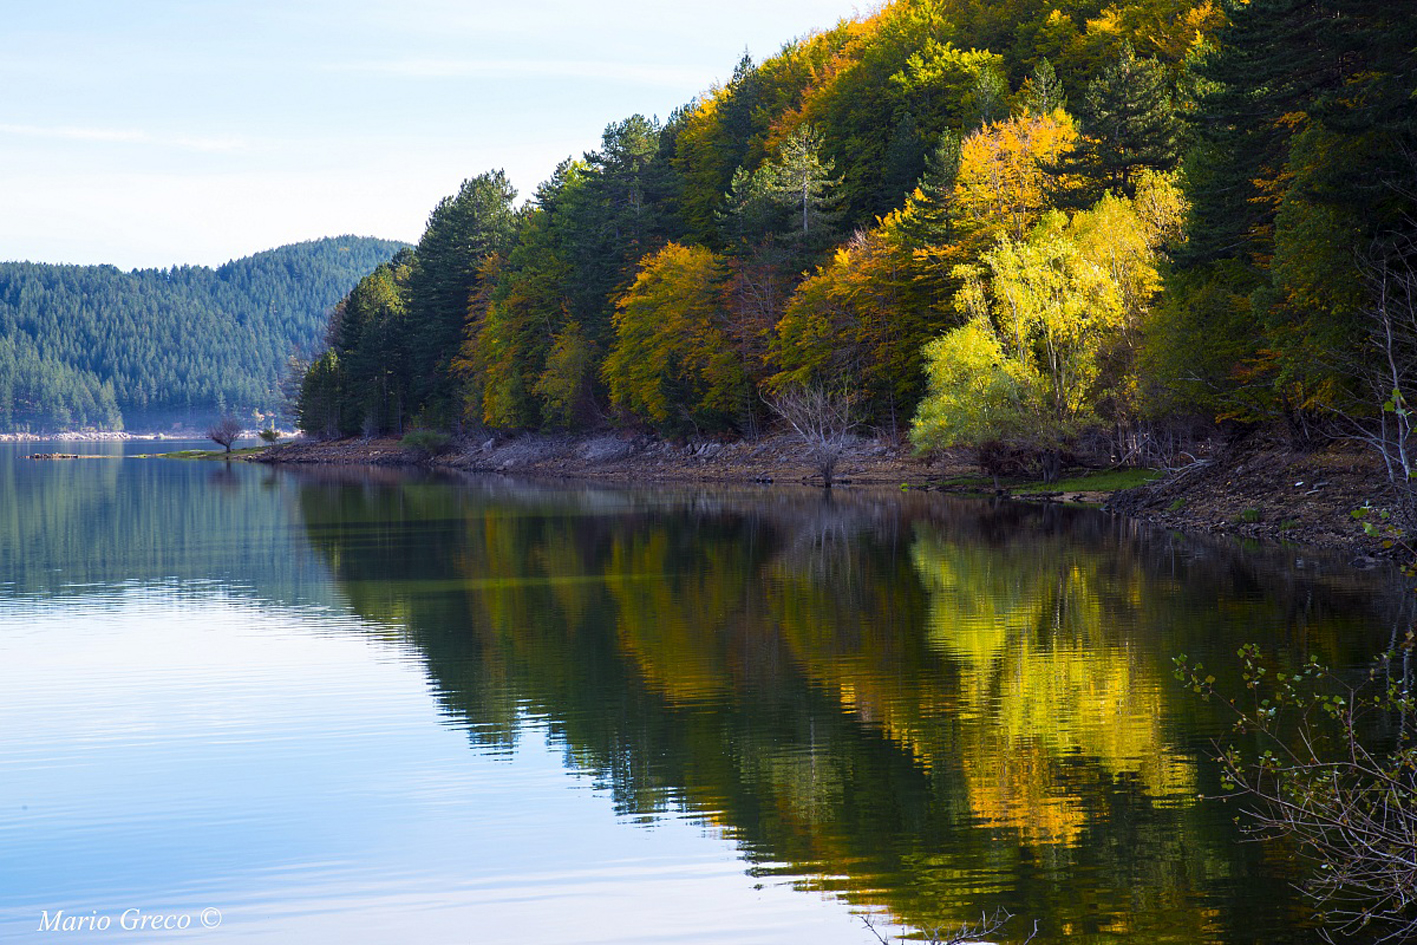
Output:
1,1,863,270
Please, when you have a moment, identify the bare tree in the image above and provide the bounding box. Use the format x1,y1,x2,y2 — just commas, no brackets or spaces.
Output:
206,415,244,454
1335,248,1417,525
765,385,860,489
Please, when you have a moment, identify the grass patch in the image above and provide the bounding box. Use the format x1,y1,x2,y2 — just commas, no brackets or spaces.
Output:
1012,467,1163,495
931,475,996,490
152,446,267,460
1235,507,1264,524
1167,497,1187,512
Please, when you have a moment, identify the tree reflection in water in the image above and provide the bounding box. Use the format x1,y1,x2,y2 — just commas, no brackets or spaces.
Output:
293,473,1400,944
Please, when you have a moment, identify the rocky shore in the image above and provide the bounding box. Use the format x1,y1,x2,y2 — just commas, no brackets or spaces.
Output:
1103,435,1395,559
257,430,957,485
253,428,1401,558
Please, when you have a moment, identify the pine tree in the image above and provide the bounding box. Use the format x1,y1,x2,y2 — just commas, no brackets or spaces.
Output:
1018,59,1066,116
1069,43,1181,199
963,66,1009,130
902,130,963,245
882,111,926,206
762,126,844,255
404,171,519,421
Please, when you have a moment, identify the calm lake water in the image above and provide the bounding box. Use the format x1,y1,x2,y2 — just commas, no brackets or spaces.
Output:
0,443,1405,944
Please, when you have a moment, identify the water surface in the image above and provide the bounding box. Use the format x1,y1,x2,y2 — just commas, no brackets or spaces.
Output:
0,448,1403,943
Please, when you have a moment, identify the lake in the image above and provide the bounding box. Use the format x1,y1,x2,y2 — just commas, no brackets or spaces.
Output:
0,443,1404,943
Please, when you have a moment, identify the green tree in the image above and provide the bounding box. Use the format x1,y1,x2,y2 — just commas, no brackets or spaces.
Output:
405,171,519,423
900,129,962,245
1166,0,1417,425
962,63,1009,130
913,183,1181,478
533,320,598,428
1070,43,1181,198
673,50,780,245
765,125,844,250
296,350,348,438
325,251,414,434
1017,58,1065,116
911,318,1042,454
0,237,404,431
720,125,844,267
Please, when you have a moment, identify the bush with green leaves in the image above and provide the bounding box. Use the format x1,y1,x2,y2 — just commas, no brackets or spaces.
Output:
399,430,451,457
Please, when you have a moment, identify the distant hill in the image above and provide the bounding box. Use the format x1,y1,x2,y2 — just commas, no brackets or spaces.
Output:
0,235,408,431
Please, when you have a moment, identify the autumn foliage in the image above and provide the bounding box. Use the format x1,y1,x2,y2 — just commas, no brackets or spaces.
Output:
602,244,748,434
296,0,1414,485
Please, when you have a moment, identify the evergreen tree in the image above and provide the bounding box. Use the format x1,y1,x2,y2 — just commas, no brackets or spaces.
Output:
404,171,519,422
573,115,677,322
963,66,1010,130
882,111,927,205
0,237,404,431
1018,58,1066,115
1068,43,1181,199
766,125,843,247
296,351,347,438
902,130,963,245
1162,0,1417,423
326,251,414,434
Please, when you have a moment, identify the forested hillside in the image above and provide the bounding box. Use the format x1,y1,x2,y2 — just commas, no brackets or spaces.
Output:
299,0,1415,479
0,236,406,431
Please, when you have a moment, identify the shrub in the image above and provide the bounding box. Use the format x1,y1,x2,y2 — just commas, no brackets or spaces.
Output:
400,430,450,457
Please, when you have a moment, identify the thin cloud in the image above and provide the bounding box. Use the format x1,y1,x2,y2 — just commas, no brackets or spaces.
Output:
0,123,247,153
325,57,708,87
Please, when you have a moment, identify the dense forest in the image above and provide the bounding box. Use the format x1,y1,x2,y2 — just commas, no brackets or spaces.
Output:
299,0,1416,478
0,236,406,431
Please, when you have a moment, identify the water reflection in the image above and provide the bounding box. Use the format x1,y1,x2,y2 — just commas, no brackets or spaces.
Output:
290,471,1398,943
0,443,329,605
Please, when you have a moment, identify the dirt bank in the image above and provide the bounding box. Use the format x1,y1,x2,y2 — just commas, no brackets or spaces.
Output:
1104,433,1397,559
258,430,962,485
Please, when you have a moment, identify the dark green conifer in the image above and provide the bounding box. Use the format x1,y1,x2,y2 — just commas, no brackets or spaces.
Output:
1018,58,1065,116
404,171,519,420
901,130,962,245
1072,43,1181,198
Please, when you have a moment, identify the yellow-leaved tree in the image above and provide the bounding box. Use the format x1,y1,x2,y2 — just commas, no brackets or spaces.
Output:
602,243,748,434
769,217,941,427
912,175,1185,479
954,109,1079,246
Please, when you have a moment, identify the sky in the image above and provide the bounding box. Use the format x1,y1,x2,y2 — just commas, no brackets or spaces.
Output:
1,0,864,270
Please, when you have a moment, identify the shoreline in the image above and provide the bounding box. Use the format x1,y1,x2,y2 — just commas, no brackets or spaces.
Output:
252,429,1399,560
0,431,202,442
256,430,951,485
